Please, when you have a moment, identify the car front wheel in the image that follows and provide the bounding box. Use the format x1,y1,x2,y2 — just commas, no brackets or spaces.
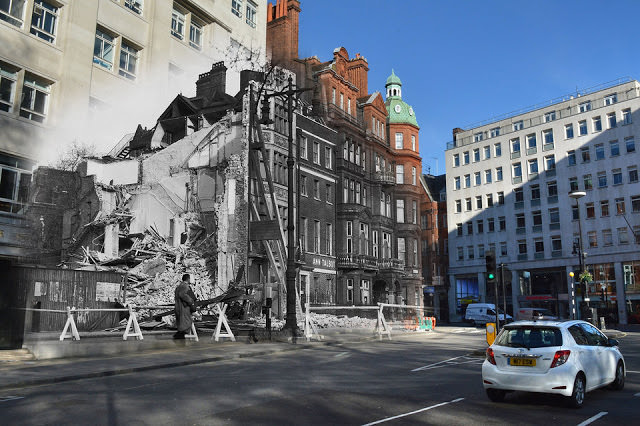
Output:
568,374,585,408
486,388,505,402
609,362,624,390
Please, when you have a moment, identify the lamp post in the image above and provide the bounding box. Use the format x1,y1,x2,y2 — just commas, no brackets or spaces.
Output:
259,75,311,336
569,191,586,320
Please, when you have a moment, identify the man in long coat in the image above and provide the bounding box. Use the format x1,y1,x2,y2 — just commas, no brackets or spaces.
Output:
174,273,196,339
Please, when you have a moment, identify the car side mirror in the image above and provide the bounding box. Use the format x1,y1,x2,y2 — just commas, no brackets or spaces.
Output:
608,338,619,347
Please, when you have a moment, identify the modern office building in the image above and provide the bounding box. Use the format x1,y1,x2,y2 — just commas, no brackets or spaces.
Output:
0,0,266,261
446,78,640,324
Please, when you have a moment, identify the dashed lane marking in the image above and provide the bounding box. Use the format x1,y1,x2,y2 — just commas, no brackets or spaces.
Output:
334,351,350,358
626,370,640,374
0,396,24,403
412,356,483,372
361,398,464,425
577,411,608,426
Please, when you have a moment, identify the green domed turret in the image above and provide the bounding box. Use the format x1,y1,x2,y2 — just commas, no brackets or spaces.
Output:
385,70,418,128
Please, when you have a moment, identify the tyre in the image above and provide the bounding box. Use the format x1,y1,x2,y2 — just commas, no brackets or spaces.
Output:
567,374,585,408
486,388,506,402
609,362,624,390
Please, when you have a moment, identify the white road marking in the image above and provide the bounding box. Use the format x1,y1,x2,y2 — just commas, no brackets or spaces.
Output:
361,398,464,425
412,356,483,372
0,396,24,403
577,411,608,426
122,382,163,391
634,392,640,397
626,370,640,374
334,351,350,358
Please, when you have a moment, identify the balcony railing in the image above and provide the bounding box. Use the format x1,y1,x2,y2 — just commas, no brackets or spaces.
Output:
373,171,396,185
378,258,405,271
336,253,379,270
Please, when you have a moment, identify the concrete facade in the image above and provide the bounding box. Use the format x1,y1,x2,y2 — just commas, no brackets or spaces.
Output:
446,79,640,324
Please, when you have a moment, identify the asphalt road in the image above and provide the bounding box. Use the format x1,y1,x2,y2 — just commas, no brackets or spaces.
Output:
0,327,638,425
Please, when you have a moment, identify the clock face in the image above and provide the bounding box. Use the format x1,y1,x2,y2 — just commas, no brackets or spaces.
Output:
394,104,401,114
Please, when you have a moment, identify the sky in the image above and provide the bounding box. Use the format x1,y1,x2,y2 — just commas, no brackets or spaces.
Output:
297,0,640,175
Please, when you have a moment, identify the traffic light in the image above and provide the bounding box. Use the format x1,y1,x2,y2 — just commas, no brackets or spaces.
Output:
486,251,497,285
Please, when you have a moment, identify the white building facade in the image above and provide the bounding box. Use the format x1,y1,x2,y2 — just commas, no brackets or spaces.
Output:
446,79,640,325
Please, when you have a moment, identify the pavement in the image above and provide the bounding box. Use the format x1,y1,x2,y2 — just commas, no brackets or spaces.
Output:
0,326,407,391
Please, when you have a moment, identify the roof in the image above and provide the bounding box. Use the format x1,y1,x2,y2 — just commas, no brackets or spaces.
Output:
386,69,402,87
423,174,446,201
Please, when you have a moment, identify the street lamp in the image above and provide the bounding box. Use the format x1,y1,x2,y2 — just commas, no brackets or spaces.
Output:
569,190,586,320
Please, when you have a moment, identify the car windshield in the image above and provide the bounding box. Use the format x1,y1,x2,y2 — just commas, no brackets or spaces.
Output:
494,326,562,348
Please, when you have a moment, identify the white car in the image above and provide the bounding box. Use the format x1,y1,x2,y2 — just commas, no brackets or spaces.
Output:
482,320,625,408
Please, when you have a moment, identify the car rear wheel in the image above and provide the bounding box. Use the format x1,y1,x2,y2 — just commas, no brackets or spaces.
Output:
609,362,624,390
486,388,506,402
567,374,585,408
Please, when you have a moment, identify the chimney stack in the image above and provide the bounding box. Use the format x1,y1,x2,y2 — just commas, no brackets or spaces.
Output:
196,62,227,99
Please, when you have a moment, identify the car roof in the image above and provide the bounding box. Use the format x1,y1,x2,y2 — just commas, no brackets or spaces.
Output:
504,319,586,329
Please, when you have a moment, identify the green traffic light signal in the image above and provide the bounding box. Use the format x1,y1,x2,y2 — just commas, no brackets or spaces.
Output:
488,273,495,280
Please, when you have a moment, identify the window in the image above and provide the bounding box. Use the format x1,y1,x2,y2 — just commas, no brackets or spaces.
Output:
495,143,502,157
552,236,562,252
476,195,482,209
581,147,590,163
331,88,336,104
618,227,629,245
499,216,506,231
398,238,406,262
453,154,460,167
326,184,333,204
500,242,508,256
579,120,587,135
395,132,403,149
474,171,481,186
396,164,404,184
473,148,480,162
533,210,542,226
586,202,595,219
463,151,470,164
595,143,605,160
513,120,523,131
569,177,578,192
616,197,625,215
312,141,320,164
171,4,186,39
545,155,555,171
456,223,463,237
498,192,504,205
484,145,491,159
531,184,540,201
490,127,500,137
396,199,405,223
94,28,115,70
0,154,33,214
466,221,473,235
300,175,308,196
346,278,353,302
598,172,607,188
593,116,602,132
607,112,617,129
534,238,544,254
527,133,537,149
516,213,525,229
0,0,25,27
412,167,416,185
487,193,494,207
544,111,556,122
312,220,320,253
488,217,495,232
347,98,351,115
412,200,418,224
324,146,332,169
457,246,464,261
613,169,623,185
30,1,59,43
339,93,344,110
542,129,553,145
118,42,139,80
372,231,378,258
0,62,18,113
19,74,50,123
231,0,242,17
464,174,470,188
610,140,620,157
467,245,474,259
579,101,591,112
626,137,635,153
565,123,574,139
485,169,492,183
515,187,523,203
411,135,416,151
603,229,613,246
518,239,527,255
583,174,593,190
326,223,333,255
346,221,353,253
629,166,638,183
511,137,521,153
313,179,320,199
632,195,640,213
245,0,257,27
496,167,503,181
549,208,560,226
298,137,307,159
567,150,576,166
512,162,522,178
465,197,472,211
528,159,538,174
474,132,484,142
189,17,203,49
454,176,461,190
601,200,609,217
623,108,632,125
604,93,617,105
547,181,558,197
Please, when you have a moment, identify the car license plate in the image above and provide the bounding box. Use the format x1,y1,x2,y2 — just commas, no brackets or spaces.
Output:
510,357,536,367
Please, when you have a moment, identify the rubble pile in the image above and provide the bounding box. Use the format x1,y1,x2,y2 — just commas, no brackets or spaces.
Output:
252,313,377,330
